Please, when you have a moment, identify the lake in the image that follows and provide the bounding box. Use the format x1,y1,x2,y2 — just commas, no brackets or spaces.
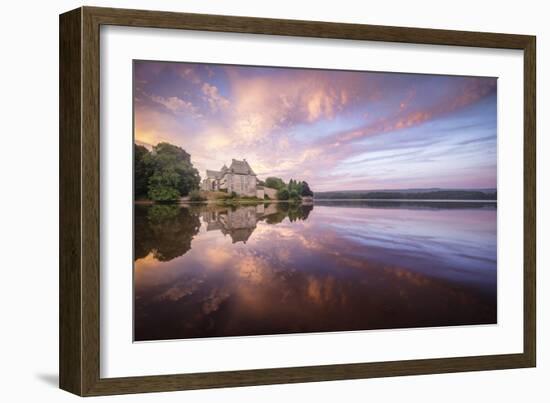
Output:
134,201,497,341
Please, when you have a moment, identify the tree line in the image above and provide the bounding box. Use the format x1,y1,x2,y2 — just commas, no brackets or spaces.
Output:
262,177,314,201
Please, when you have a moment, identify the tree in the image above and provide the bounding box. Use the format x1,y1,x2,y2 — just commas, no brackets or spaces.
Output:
154,142,201,196
134,144,152,199
288,179,305,196
295,181,304,195
300,181,314,197
265,177,286,190
289,189,300,200
146,142,201,202
277,188,289,200
147,181,181,202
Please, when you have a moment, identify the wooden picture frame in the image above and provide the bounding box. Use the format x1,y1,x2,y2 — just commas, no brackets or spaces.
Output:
59,6,536,396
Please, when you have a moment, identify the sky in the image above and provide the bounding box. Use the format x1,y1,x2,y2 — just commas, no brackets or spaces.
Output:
134,60,497,192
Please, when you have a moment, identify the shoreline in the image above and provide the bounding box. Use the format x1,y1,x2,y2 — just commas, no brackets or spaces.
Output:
134,199,306,205
135,198,496,205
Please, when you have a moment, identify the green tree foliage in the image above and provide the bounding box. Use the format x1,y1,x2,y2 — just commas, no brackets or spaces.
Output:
264,177,313,201
147,183,181,202
300,181,314,197
277,188,290,200
151,142,201,197
265,177,286,190
287,178,315,199
134,144,152,199
134,142,202,202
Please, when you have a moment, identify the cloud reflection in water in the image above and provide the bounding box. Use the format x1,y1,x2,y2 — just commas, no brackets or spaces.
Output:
134,201,496,341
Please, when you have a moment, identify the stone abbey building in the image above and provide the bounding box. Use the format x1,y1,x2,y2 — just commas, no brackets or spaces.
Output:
201,159,259,197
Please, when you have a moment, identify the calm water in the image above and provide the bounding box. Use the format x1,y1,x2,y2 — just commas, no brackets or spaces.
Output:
134,201,497,341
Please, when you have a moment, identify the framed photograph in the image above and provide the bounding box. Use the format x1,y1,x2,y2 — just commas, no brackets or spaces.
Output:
59,6,536,396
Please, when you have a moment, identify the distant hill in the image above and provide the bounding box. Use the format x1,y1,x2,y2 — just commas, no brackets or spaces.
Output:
315,188,497,200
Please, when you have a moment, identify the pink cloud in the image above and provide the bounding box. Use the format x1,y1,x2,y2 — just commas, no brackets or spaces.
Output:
150,94,202,119
179,66,202,85
134,62,497,191
328,77,496,146
227,70,354,141
201,83,230,112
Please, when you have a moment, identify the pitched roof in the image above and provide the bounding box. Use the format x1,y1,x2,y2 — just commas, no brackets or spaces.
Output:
206,170,222,179
229,159,256,175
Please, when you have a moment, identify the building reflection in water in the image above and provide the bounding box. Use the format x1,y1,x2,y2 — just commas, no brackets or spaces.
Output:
200,203,313,244
134,201,496,341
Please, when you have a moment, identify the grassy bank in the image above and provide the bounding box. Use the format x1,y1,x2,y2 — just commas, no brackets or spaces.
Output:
135,190,311,205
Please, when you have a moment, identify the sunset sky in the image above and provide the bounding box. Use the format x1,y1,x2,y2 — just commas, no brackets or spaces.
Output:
134,60,497,192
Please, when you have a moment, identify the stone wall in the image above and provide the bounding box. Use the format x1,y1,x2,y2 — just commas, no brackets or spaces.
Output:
264,187,278,199
227,173,257,196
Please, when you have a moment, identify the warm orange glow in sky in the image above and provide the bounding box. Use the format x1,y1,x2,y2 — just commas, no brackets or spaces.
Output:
134,61,497,191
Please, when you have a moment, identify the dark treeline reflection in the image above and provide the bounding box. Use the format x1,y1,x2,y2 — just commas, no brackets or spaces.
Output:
134,205,201,261
134,201,497,341
135,203,313,261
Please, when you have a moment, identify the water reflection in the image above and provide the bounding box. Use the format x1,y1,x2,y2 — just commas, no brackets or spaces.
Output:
200,203,310,243
134,201,497,341
135,204,200,261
